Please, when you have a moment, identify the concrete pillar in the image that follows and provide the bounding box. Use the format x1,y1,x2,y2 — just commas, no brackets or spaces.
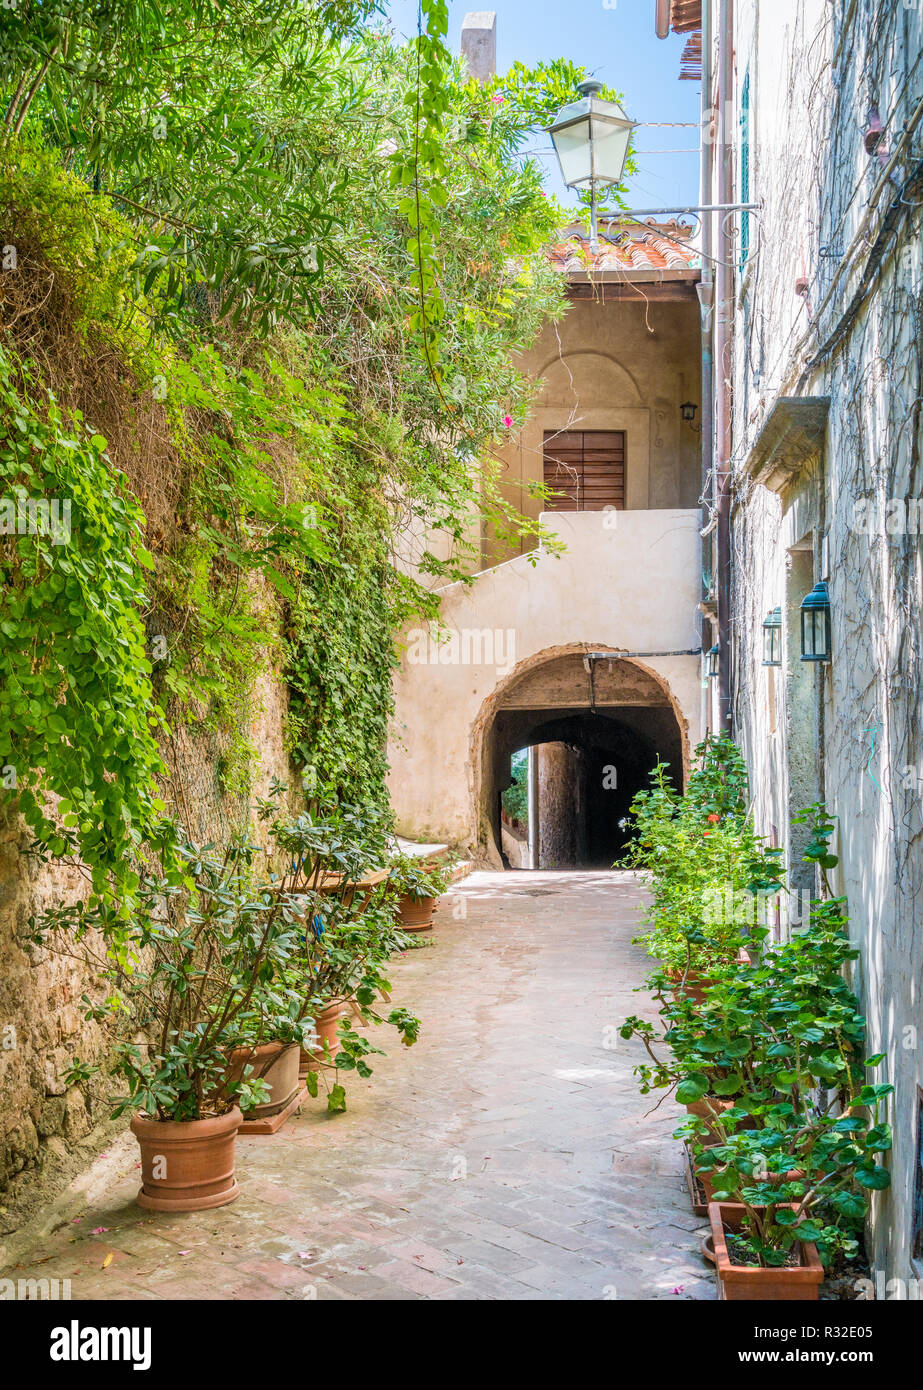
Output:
537,743,585,869
460,12,496,81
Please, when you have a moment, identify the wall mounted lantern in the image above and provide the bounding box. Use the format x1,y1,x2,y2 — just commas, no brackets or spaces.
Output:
762,606,782,667
548,80,637,250
799,581,831,662
680,401,698,423
706,643,720,680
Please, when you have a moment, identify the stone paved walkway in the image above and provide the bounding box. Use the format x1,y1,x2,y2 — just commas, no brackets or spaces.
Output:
5,871,715,1301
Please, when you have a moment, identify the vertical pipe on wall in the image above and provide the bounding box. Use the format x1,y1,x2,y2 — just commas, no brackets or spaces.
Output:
699,0,715,734
715,0,734,731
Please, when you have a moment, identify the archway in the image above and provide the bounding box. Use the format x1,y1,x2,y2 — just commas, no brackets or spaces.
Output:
472,645,688,867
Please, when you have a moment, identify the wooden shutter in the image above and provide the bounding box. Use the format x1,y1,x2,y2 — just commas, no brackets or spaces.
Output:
543,430,625,512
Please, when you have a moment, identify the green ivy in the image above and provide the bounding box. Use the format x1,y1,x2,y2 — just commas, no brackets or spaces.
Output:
0,347,170,913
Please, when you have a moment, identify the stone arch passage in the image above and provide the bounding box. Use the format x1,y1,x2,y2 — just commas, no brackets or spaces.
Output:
473,646,688,867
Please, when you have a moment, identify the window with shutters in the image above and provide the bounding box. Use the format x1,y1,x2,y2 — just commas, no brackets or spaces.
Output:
542,430,626,512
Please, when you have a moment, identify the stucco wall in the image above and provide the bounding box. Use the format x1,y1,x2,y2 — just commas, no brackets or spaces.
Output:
388,508,703,852
487,295,702,565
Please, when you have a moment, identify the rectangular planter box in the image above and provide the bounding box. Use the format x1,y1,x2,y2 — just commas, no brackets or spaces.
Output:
709,1202,824,1301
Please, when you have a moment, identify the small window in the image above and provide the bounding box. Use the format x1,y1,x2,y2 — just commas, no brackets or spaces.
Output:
543,430,625,512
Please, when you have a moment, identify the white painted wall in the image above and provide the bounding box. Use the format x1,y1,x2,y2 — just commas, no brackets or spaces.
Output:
387,508,704,847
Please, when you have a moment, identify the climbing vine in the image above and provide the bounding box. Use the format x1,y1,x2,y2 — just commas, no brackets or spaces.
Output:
0,8,599,926
0,347,171,914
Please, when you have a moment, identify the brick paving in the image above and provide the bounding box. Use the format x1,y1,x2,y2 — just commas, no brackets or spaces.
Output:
5,871,715,1301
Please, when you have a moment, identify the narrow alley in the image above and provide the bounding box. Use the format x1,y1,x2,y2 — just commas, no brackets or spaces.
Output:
5,874,712,1302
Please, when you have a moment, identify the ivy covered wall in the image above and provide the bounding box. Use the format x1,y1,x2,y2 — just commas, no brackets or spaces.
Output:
0,3,603,1220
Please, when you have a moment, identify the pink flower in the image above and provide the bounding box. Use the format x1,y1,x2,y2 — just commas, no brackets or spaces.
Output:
491,93,504,105
503,414,513,428
91,1227,109,1235
671,1285,684,1295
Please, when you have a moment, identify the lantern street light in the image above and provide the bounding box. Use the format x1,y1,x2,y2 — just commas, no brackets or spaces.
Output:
706,643,720,680
799,581,831,662
547,80,637,251
762,607,782,667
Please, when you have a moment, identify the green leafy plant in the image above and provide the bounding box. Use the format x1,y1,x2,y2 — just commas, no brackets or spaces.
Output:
387,853,451,903
28,828,311,1121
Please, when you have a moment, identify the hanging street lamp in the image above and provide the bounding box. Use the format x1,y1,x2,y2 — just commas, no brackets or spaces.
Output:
762,606,782,667
547,80,637,251
799,581,831,662
706,643,720,680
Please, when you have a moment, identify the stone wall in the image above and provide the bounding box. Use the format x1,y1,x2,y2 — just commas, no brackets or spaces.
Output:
723,0,923,1282
0,661,292,1233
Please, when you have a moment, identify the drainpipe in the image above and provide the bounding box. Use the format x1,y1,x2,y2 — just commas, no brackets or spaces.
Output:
699,0,715,734
714,0,734,732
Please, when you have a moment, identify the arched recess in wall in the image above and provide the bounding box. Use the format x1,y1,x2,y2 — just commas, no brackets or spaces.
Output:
534,349,644,412
469,643,690,866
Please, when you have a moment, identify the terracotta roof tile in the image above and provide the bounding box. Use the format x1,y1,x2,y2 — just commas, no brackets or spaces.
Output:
547,220,700,277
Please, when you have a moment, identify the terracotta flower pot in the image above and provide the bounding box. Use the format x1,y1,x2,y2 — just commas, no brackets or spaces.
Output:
684,1093,761,1133
299,1004,344,1076
227,1041,300,1119
685,1094,740,1122
708,1202,824,1300
686,1142,802,1214
399,893,435,932
130,1107,241,1212
667,968,715,1003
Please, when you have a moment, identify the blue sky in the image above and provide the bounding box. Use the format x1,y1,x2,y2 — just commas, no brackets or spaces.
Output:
380,0,702,212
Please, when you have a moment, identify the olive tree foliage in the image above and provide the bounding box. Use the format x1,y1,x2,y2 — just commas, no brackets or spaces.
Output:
0,0,376,332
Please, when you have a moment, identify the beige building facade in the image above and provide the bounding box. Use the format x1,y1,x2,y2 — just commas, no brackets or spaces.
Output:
388,224,705,865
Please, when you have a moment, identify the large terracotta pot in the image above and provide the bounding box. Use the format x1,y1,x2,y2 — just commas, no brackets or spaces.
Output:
666,966,718,1003
708,1202,823,1300
130,1107,241,1212
687,1143,804,1211
685,1094,760,1129
399,893,435,932
685,1094,740,1123
299,1004,344,1076
227,1041,300,1119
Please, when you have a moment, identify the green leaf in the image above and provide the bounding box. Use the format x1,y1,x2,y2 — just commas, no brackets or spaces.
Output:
855,1165,891,1190
675,1075,708,1104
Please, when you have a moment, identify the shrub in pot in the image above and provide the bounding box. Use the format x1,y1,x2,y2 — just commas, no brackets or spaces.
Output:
696,1071,892,1298
621,737,784,982
49,829,306,1209
260,796,421,1112
386,853,451,932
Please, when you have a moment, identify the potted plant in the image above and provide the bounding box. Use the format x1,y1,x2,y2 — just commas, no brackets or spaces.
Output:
50,829,306,1208
386,853,451,932
260,796,422,1112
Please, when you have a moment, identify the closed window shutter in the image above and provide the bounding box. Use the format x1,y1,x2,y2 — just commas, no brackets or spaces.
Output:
543,430,625,511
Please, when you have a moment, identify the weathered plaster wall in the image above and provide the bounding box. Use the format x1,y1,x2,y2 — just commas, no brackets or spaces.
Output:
0,661,292,1232
487,296,702,565
387,508,703,853
725,0,923,1282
